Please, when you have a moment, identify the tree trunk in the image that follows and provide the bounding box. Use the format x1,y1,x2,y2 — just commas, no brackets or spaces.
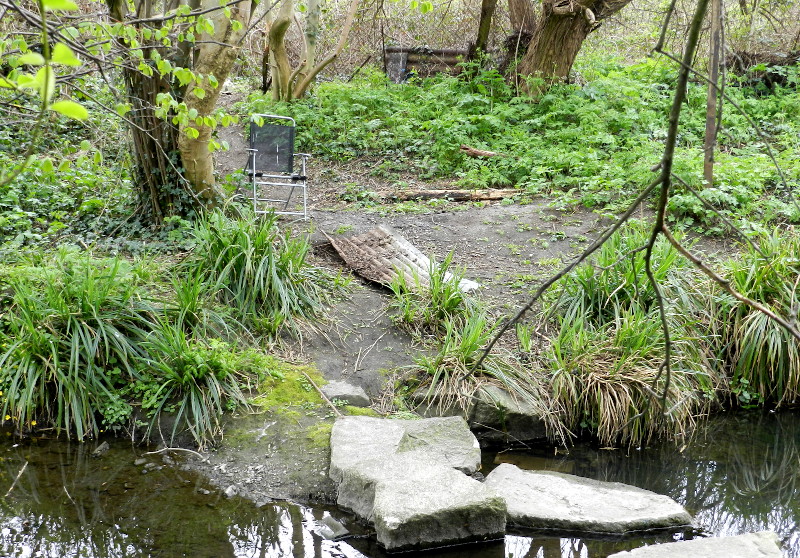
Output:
108,0,182,223
508,0,536,33
473,0,498,56
516,0,633,95
703,0,722,186
178,0,251,205
269,0,294,101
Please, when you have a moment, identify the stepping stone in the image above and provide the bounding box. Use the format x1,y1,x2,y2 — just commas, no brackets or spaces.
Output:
329,416,481,483
337,452,506,551
329,416,498,551
607,531,782,557
484,464,692,534
321,380,370,407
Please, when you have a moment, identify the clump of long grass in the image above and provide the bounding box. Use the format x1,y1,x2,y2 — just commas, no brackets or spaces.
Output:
189,210,347,336
544,221,722,447
0,250,158,439
136,321,261,447
0,245,288,446
548,308,718,446
706,229,800,406
388,254,565,437
388,252,477,335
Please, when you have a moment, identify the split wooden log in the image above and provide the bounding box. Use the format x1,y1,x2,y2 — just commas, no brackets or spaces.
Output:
459,144,506,158
389,189,518,202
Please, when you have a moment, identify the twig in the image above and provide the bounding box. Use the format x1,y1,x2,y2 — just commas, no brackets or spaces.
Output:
301,370,343,417
661,226,800,343
474,176,660,371
4,462,28,498
143,447,209,462
645,0,711,411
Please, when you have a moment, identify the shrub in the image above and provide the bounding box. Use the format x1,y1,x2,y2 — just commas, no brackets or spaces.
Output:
544,221,722,446
135,325,259,447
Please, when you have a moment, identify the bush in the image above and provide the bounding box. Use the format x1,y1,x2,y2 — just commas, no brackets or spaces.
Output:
707,229,800,406
544,221,722,446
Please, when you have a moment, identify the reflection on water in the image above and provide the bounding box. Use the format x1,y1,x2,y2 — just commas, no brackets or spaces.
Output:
0,412,795,557
492,411,799,557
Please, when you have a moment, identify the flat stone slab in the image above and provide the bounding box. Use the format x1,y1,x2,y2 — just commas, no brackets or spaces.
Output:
484,464,692,534
329,415,480,483
321,380,370,407
607,531,782,557
330,416,496,551
337,453,506,551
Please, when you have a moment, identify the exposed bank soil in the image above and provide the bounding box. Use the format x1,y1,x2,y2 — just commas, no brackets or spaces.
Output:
181,123,627,504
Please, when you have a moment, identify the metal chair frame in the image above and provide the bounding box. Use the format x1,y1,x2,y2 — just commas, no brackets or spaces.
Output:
245,114,310,219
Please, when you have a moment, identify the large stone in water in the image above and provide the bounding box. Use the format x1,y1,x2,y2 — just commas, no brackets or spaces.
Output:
336,452,506,551
329,415,480,483
471,385,549,444
484,464,692,534
607,531,782,558
413,385,549,445
329,416,498,551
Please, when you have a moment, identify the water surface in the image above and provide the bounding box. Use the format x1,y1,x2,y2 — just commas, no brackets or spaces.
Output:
0,411,795,557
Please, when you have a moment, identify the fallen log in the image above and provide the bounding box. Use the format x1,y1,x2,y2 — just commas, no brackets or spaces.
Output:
388,188,518,202
459,144,506,157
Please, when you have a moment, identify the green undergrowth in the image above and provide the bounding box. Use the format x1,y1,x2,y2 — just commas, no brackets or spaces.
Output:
0,210,342,447
243,60,800,232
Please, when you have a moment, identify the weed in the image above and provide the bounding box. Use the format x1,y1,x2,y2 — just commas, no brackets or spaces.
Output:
706,229,800,406
388,252,477,334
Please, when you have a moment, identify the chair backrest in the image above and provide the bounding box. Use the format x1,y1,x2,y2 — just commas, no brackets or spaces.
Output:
247,120,295,174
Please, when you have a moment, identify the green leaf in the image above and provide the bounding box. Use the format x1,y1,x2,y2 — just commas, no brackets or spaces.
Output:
18,52,45,66
0,76,16,89
42,0,79,10
49,100,88,120
36,67,56,103
115,103,131,117
188,108,198,119
51,43,81,66
420,1,433,13
185,127,200,139
193,87,205,99
16,73,37,89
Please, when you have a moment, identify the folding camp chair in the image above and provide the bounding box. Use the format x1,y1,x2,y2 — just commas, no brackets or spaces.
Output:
245,114,310,219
